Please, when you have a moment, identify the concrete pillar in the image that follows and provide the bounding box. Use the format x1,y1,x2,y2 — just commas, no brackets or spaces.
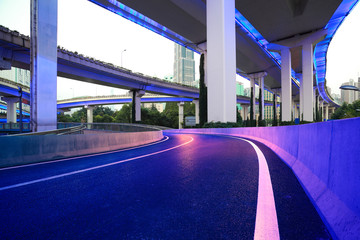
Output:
30,0,58,131
250,77,256,120
294,103,299,119
130,90,145,122
193,100,200,125
207,0,236,123
297,74,304,119
281,48,292,121
85,105,95,124
302,42,314,122
178,102,184,129
325,105,329,121
258,73,267,119
243,106,249,120
2,97,18,123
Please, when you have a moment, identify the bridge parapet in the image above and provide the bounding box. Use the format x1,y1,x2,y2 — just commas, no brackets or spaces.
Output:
166,118,360,240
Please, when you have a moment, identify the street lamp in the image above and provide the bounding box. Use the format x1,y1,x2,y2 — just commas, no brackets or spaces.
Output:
18,87,23,133
339,85,360,91
121,49,127,68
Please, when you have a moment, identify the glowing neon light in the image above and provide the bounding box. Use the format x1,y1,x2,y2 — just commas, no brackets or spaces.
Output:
89,0,198,52
234,10,300,87
314,0,359,105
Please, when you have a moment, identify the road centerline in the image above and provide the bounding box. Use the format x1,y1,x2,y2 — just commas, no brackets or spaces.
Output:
226,136,280,240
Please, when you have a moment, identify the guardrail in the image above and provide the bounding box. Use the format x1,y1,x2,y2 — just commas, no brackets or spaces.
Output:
13,124,86,136
0,122,31,132
83,122,164,132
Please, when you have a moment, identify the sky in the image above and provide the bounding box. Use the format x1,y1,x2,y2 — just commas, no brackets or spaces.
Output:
0,0,359,98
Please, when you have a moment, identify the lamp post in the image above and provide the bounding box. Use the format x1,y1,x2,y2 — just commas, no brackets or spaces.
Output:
18,87,23,133
121,49,127,68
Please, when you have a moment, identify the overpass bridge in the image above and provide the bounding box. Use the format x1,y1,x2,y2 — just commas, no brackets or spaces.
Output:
0,1,359,239
57,93,273,127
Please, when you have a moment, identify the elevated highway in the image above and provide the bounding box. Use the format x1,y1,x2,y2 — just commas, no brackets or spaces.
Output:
0,26,198,99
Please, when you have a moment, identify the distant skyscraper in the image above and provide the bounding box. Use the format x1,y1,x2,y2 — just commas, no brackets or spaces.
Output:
173,44,195,86
0,67,30,87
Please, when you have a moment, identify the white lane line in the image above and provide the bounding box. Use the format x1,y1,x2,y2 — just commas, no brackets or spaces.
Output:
0,136,193,192
228,136,280,240
0,136,170,171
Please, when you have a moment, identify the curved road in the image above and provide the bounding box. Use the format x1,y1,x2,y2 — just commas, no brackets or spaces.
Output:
0,133,331,239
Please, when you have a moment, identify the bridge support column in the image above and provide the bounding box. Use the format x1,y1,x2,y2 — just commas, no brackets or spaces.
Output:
243,105,249,120
193,100,199,125
2,97,18,123
130,90,145,122
85,105,95,130
297,74,304,120
325,104,329,121
30,0,58,132
302,42,314,122
281,48,292,122
178,102,184,129
207,0,236,123
249,77,256,121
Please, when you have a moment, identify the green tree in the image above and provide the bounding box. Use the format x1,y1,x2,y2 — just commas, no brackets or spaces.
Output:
272,93,277,126
72,108,87,122
162,102,179,128
331,100,360,119
199,53,207,126
57,113,73,122
114,104,131,123
236,106,243,125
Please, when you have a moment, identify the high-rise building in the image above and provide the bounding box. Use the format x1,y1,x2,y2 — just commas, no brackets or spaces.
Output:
173,44,195,87
236,82,244,111
341,78,360,104
0,67,30,87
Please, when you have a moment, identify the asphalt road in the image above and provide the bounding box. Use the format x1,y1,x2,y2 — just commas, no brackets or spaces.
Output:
0,133,332,239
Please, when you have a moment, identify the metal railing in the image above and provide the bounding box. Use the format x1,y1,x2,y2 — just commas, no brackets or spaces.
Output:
83,122,163,132
0,122,31,131
11,124,86,136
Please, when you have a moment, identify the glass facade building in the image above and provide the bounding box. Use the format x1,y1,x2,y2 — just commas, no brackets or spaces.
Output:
173,44,196,87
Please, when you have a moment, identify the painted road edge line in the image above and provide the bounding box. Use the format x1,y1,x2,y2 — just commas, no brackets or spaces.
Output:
0,136,170,171
228,136,280,240
0,136,193,191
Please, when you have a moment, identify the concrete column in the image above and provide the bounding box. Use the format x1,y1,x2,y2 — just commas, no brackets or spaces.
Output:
297,74,304,119
325,105,329,121
243,106,249,120
313,88,317,118
302,43,314,122
193,100,199,125
250,77,256,120
178,102,184,129
85,105,95,124
207,0,236,123
2,97,18,123
130,90,145,122
281,48,292,121
259,73,267,119
30,0,58,131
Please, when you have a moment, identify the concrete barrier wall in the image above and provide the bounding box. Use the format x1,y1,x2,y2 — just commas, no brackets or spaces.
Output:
165,117,360,240
0,131,163,168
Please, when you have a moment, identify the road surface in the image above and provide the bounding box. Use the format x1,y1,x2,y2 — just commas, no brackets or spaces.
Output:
0,133,331,239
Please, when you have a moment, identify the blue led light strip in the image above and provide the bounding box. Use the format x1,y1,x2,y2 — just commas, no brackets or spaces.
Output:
234,10,299,87
314,0,359,105
89,0,199,53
